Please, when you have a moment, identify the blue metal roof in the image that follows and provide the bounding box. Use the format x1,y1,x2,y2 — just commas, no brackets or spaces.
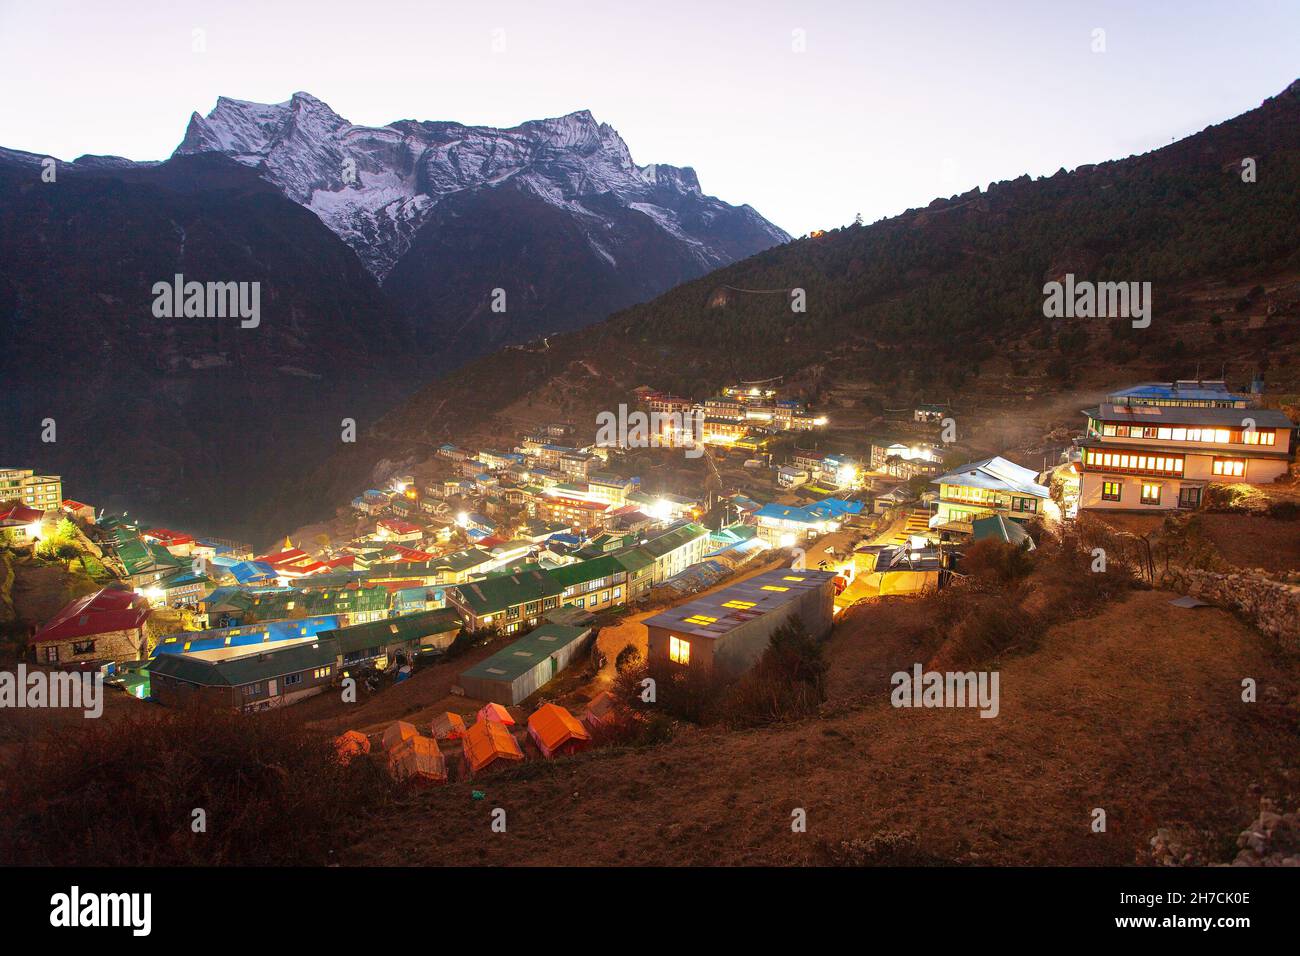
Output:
230,560,277,584
152,615,342,656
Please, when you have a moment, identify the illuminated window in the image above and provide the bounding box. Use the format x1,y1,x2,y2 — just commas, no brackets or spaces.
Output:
684,614,717,626
669,636,690,665
1243,430,1276,446
722,600,756,610
761,585,789,592
1140,483,1161,505
782,575,806,582
1212,458,1246,477
1101,481,1122,502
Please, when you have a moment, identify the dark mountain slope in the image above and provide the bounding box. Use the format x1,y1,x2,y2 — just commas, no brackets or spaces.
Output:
382,180,727,356
0,153,418,539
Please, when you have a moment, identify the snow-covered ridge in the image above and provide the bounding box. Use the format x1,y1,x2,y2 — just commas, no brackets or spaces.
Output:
174,92,788,280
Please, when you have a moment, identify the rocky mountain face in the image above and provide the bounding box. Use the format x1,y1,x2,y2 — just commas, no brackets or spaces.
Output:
175,93,789,354
0,96,785,538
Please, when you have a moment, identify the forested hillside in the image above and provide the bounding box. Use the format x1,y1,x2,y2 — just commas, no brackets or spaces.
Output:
294,80,1300,541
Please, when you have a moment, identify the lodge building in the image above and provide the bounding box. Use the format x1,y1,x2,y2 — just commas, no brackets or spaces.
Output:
1078,382,1294,511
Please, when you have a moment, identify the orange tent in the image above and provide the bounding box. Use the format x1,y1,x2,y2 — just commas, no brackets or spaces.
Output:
387,735,447,785
431,711,468,739
383,720,419,750
584,690,618,728
477,702,515,726
527,703,592,758
462,719,525,773
334,730,371,766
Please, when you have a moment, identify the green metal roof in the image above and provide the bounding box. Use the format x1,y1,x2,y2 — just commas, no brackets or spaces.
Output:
612,548,655,573
436,548,495,572
459,624,590,683
159,568,212,588
638,522,708,558
321,607,462,655
548,554,624,589
113,536,184,575
208,585,391,620
449,569,563,615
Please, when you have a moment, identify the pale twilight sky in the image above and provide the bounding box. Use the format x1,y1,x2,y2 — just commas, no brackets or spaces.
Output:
1,0,1296,237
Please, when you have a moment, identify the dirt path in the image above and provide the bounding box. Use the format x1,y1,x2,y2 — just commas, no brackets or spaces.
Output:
343,589,1299,866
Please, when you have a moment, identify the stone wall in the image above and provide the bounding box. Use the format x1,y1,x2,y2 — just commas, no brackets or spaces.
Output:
1162,567,1300,649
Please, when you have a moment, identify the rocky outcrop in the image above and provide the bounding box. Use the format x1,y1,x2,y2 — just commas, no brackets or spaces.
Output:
1229,799,1300,867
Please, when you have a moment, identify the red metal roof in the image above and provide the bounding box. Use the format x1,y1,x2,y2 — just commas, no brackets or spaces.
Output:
378,518,422,534
141,528,195,545
0,504,45,525
32,588,150,644
255,548,326,575
387,545,435,562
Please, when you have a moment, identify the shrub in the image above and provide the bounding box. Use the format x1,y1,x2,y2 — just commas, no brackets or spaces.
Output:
814,828,949,866
1203,483,1255,511
614,642,642,673
1266,499,1300,521
931,583,1039,669
0,706,394,865
717,621,828,728
959,538,1035,585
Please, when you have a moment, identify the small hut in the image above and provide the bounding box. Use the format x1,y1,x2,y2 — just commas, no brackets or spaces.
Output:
476,702,515,726
527,703,592,759
462,719,525,774
431,711,468,740
334,730,371,766
383,719,419,750
387,735,448,785
584,690,618,729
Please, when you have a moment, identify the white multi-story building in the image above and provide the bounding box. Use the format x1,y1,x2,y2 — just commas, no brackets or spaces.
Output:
0,468,62,511
1078,381,1294,511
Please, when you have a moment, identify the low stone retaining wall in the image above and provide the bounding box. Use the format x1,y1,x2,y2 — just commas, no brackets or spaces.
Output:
1163,567,1300,649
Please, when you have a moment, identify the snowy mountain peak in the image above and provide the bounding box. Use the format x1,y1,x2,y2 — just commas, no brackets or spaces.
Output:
172,93,789,280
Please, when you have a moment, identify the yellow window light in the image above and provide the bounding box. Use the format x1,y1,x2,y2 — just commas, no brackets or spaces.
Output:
684,614,717,626
722,600,756,610
669,636,691,665
761,585,789,592
782,575,806,582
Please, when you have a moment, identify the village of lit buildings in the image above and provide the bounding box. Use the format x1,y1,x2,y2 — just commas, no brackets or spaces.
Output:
2,376,1294,775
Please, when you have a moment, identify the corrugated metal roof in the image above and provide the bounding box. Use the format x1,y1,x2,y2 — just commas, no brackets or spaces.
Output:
932,456,1049,498
459,624,591,683
643,568,835,641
